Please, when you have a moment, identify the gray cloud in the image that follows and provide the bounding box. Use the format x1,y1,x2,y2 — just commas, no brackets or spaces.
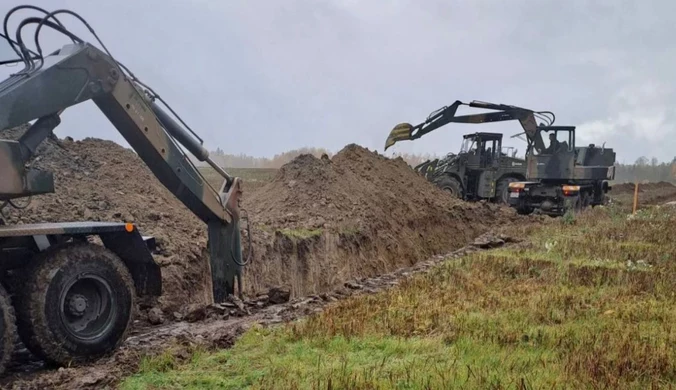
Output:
1,0,674,163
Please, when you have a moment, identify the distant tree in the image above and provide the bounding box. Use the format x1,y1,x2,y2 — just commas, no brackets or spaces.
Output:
635,156,649,166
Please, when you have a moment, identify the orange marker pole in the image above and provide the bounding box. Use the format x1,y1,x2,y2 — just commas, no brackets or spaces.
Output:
633,182,639,214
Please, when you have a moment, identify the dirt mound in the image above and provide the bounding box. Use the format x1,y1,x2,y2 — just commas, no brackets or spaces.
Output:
612,181,675,195
248,143,489,232
610,181,676,208
612,183,636,194
242,144,521,295
0,126,211,312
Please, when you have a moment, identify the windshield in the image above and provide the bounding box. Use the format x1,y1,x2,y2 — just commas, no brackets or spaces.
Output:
460,138,477,154
501,146,517,157
534,129,574,155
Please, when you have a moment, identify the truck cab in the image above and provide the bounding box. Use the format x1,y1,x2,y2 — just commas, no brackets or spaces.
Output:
507,126,615,215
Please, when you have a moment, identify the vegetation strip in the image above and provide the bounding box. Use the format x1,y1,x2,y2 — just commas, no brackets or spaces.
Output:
121,206,676,389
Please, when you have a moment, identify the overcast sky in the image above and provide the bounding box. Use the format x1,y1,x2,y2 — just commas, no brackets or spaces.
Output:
1,0,674,163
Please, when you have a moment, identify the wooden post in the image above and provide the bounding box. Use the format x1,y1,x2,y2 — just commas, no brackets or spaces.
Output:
633,182,639,214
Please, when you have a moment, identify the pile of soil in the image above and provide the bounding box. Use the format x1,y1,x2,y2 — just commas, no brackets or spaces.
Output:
0,127,522,315
612,181,675,195
249,144,504,231
242,144,521,295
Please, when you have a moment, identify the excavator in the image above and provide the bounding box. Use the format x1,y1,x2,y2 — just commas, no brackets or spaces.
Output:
385,99,616,216
0,5,248,374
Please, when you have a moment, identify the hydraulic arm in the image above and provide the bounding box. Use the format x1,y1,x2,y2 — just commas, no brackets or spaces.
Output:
384,100,554,153
0,12,245,302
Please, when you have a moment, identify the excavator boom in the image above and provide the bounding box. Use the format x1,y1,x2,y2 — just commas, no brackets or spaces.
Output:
384,99,552,153
0,21,243,301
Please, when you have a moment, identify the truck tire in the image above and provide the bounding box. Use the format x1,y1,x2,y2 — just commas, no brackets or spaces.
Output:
496,177,519,204
581,192,591,209
0,284,16,375
436,176,463,199
15,243,136,366
563,195,583,214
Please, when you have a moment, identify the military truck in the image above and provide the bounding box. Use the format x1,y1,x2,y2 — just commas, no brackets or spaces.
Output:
506,125,615,216
384,99,614,216
411,132,527,204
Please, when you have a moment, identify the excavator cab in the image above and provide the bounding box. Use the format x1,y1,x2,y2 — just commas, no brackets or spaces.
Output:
525,126,576,180
461,132,501,170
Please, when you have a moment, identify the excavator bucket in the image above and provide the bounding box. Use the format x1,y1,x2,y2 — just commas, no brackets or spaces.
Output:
384,123,415,151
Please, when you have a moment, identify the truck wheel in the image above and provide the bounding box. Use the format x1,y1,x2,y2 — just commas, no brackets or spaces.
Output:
496,177,518,204
0,284,16,375
15,243,136,366
564,195,583,214
436,176,463,199
581,192,591,209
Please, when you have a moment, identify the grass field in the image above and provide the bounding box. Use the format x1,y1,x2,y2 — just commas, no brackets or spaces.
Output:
121,204,676,389
198,167,277,194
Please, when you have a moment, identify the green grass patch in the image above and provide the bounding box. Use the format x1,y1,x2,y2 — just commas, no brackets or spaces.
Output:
277,228,323,239
198,167,277,191
122,327,569,390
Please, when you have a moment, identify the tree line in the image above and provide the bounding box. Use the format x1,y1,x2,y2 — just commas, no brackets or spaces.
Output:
201,148,436,169
205,147,333,168
613,157,676,184
196,149,676,184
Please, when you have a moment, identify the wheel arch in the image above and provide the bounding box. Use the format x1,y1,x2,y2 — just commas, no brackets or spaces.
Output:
497,172,527,183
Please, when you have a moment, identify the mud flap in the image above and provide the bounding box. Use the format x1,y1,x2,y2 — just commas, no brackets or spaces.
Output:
207,220,242,302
